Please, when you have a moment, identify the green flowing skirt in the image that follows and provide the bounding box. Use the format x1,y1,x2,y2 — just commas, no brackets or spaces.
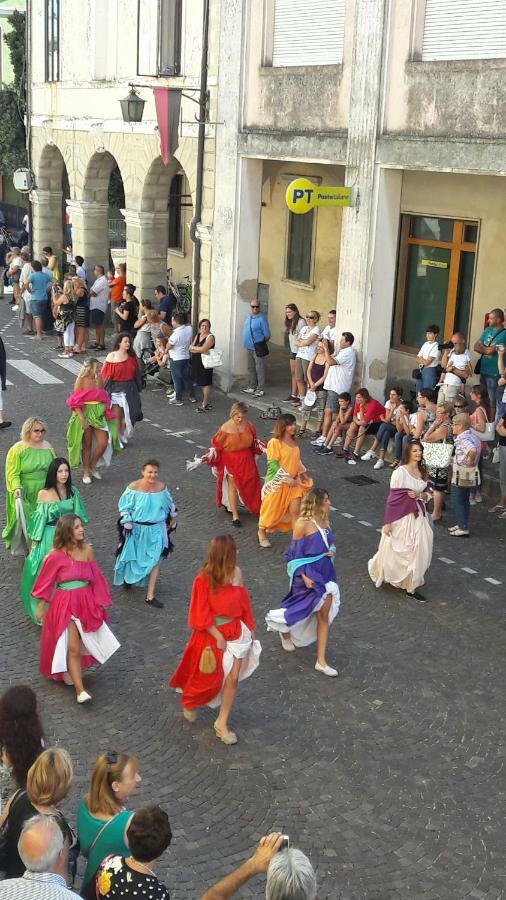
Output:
67,405,120,468
3,471,49,549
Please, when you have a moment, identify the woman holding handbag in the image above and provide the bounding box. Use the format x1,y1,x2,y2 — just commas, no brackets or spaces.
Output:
422,401,454,523
190,318,216,412
169,535,261,745
469,385,493,505
448,414,482,538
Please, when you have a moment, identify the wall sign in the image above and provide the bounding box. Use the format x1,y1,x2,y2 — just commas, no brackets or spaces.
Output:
286,177,353,214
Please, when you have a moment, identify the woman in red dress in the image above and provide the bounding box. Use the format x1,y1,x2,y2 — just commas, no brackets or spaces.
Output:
195,402,264,527
169,535,261,745
101,333,142,446
32,513,120,704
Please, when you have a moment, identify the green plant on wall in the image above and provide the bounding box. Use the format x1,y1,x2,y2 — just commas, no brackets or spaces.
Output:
0,10,27,177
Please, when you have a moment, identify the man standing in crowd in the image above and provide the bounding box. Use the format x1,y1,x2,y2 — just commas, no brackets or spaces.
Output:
242,299,270,397
89,264,109,351
26,261,53,340
437,332,473,405
19,250,34,334
449,413,482,538
201,833,317,900
0,814,80,899
74,255,87,283
473,308,506,416
312,331,356,448
168,312,195,406
109,262,127,330
156,284,177,325
321,309,337,348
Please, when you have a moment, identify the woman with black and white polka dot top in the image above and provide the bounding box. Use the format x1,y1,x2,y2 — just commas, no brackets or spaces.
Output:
94,805,172,900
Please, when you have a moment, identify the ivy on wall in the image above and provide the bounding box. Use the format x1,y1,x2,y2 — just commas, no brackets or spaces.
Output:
0,10,27,178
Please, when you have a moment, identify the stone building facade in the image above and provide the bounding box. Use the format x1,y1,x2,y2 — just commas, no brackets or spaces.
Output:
29,0,217,307
210,0,506,391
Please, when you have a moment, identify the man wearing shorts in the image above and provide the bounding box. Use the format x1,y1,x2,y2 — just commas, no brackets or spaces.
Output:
312,332,356,447
26,261,53,339
89,264,109,350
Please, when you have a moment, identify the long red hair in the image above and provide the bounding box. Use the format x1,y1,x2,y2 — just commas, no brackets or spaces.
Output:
202,535,237,594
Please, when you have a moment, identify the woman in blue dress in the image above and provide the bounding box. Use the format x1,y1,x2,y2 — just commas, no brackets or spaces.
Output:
20,457,88,623
114,459,176,609
266,488,340,676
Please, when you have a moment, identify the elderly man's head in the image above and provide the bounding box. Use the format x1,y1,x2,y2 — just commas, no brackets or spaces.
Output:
18,814,67,875
266,847,317,900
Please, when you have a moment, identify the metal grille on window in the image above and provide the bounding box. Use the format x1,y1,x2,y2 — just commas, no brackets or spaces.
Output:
272,0,345,68
422,0,506,61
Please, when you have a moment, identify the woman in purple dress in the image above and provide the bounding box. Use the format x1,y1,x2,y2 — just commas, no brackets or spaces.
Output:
265,488,340,677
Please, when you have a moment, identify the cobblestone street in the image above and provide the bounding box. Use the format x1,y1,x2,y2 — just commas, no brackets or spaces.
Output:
0,311,505,899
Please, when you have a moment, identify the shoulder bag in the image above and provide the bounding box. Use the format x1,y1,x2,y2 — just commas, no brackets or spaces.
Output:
0,790,26,876
249,318,269,358
451,464,481,488
202,348,223,369
422,435,454,469
471,421,495,442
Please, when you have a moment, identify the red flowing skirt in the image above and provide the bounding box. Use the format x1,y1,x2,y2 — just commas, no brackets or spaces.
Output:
40,586,109,679
215,449,261,516
169,619,241,709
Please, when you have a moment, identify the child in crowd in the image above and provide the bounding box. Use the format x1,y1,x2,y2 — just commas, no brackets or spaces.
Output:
298,340,330,437
313,392,353,455
146,336,173,395
391,399,414,469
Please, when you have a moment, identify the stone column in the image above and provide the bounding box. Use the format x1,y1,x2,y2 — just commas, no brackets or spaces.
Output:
335,0,388,389
67,200,109,282
31,189,64,259
123,209,170,300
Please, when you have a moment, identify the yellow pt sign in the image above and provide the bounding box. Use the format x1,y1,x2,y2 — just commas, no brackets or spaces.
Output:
286,178,353,214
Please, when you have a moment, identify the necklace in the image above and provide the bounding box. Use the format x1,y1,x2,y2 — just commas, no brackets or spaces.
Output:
127,857,156,878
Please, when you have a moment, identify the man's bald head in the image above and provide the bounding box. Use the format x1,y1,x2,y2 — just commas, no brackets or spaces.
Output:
18,814,65,874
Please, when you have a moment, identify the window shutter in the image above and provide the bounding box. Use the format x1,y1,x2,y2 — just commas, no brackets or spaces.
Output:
272,0,345,67
137,0,160,76
422,0,506,60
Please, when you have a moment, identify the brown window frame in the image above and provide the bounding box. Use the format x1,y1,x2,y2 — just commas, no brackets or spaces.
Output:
392,214,478,353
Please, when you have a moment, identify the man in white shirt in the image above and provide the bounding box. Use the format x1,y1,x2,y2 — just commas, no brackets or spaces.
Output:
312,332,357,446
89,264,109,350
414,324,441,393
74,255,87,283
321,309,337,348
437,332,473,405
168,312,195,406
0,814,81,899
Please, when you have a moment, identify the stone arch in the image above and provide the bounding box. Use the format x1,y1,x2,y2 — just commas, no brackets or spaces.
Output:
32,144,71,256
82,150,123,205
35,143,68,193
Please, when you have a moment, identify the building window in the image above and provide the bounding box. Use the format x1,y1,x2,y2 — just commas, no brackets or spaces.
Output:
168,174,183,250
422,0,506,61
392,215,478,352
271,0,345,68
159,0,182,75
45,0,60,82
285,209,314,285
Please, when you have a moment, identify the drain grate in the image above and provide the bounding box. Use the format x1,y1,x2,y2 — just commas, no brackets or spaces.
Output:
344,475,379,486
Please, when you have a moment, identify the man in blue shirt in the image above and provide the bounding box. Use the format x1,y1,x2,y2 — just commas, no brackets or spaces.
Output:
155,284,178,325
27,260,53,339
473,308,506,416
242,300,270,397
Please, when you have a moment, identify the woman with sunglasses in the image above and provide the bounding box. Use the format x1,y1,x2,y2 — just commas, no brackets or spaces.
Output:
2,417,56,552
32,513,120,704
293,310,321,405
368,438,433,602
77,751,141,898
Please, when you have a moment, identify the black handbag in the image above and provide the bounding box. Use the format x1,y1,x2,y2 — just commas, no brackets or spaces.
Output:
249,319,269,358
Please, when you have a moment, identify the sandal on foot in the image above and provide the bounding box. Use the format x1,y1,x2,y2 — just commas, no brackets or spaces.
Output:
258,538,272,548
183,708,197,722
214,723,238,745
146,597,164,609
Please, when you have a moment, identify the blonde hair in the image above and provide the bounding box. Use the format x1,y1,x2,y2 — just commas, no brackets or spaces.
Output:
146,310,159,323
63,280,74,299
47,255,58,272
27,748,73,806
437,401,454,417
86,752,139,817
307,310,320,322
20,417,47,442
230,401,248,419
299,488,329,526
78,358,100,380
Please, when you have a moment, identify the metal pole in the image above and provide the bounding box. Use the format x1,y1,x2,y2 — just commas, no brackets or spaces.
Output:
189,0,209,333
25,0,33,258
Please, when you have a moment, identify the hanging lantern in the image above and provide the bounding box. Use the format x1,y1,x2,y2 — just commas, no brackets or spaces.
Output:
119,87,145,123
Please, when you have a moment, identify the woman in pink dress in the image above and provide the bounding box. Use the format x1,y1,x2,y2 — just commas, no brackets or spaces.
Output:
32,513,120,704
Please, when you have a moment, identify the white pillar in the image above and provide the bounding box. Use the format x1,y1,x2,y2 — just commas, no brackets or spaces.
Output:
67,200,109,281
335,0,388,389
31,189,64,259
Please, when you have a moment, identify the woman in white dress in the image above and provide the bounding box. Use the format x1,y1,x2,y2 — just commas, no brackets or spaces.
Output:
368,439,433,602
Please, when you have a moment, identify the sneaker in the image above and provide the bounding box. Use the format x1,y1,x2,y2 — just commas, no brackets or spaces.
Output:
311,435,325,446
168,394,180,403
347,453,359,465
242,387,256,394
449,528,470,537
373,459,385,470
315,662,338,677
189,397,197,403
361,449,376,461
254,390,265,397
280,633,296,652
474,493,483,504
469,496,476,506
172,401,183,407
316,446,334,455
76,691,92,704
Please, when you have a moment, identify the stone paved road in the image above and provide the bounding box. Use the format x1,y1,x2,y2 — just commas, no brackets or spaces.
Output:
0,307,505,899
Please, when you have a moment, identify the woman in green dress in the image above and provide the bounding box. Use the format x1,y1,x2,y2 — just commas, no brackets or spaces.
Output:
2,417,56,552
66,358,120,485
20,457,88,623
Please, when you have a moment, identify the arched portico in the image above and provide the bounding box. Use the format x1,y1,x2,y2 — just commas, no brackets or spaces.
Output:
32,143,69,258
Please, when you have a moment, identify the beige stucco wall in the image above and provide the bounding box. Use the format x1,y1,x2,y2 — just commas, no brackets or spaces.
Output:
388,169,506,382
258,161,343,344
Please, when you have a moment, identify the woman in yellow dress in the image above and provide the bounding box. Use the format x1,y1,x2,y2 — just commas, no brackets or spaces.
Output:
258,413,313,548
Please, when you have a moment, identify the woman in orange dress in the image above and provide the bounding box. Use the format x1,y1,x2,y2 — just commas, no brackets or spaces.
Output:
169,535,261,745
188,401,264,527
258,413,313,548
